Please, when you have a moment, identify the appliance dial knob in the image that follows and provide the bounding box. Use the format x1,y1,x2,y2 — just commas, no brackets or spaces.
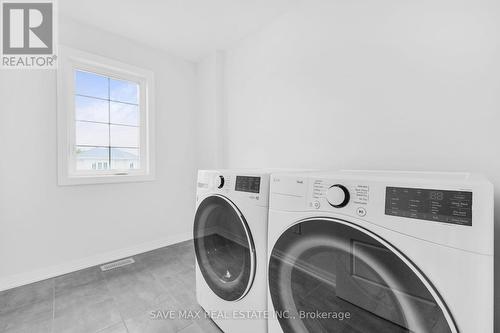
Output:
216,175,225,189
326,184,350,208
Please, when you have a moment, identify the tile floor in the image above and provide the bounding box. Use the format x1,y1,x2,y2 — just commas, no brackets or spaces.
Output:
0,240,223,333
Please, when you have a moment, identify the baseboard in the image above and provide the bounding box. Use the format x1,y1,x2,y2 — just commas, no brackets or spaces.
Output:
0,232,192,292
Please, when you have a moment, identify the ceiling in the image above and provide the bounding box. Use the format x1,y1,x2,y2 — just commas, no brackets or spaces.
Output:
59,0,298,62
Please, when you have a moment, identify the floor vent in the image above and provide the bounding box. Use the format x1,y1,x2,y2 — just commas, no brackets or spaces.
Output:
100,258,135,271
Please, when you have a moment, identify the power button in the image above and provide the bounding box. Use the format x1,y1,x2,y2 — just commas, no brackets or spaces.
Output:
356,207,367,217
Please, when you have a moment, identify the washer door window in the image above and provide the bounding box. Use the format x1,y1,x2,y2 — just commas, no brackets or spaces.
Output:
269,219,457,333
194,195,256,301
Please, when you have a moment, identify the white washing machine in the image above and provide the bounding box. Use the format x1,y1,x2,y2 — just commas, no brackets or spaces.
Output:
194,169,270,333
267,170,494,333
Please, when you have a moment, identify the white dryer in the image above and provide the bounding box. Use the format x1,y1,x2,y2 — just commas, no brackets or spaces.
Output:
194,170,270,333
267,171,493,333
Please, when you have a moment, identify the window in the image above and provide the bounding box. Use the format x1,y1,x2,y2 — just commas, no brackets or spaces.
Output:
57,47,155,185
74,70,140,172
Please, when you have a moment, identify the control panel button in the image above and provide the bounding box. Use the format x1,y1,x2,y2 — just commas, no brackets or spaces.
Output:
326,184,350,208
356,207,367,217
216,175,225,189
313,201,321,209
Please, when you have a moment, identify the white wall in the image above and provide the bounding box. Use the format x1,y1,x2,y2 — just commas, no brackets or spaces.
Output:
196,51,227,169
0,18,198,289
216,0,500,328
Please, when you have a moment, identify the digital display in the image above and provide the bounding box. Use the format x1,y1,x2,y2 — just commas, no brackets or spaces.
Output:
235,176,261,193
385,187,472,226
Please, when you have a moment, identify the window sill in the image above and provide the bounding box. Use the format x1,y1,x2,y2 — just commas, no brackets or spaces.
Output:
58,172,155,186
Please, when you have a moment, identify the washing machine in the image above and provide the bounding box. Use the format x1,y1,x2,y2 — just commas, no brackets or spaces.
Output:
194,169,270,333
267,170,494,333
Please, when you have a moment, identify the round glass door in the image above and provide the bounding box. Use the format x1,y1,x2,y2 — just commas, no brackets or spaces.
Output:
269,218,457,333
194,195,256,301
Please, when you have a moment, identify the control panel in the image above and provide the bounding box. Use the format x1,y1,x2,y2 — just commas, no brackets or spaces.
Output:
235,176,261,193
269,172,491,256
197,170,269,206
385,187,472,226
306,180,474,226
307,179,371,217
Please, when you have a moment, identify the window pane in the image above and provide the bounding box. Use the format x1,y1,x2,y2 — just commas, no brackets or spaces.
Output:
75,70,109,99
111,148,140,170
110,78,139,104
75,146,109,171
75,96,109,123
76,121,109,146
110,124,139,147
110,101,139,126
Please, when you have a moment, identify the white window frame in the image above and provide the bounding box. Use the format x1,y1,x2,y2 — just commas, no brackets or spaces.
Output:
57,46,155,185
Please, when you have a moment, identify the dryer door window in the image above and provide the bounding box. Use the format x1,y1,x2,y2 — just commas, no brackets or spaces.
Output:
194,195,256,301
269,218,456,333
